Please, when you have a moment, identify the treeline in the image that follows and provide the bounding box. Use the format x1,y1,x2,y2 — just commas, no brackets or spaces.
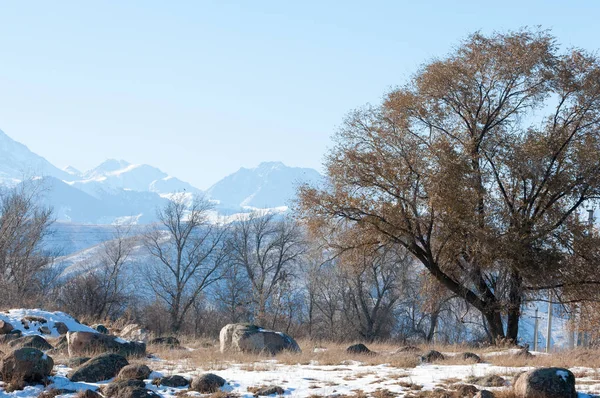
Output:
0,186,483,343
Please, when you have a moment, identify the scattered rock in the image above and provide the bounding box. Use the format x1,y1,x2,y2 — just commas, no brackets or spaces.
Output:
453,384,479,397
77,390,102,398
54,322,69,335
157,375,189,387
219,323,300,355
459,352,482,363
120,324,149,343
92,324,109,334
513,367,576,398
468,375,506,387
253,385,285,396
67,331,146,357
38,326,51,335
421,350,445,363
346,343,374,355
68,353,129,382
474,391,495,398
22,316,47,324
0,320,14,334
117,364,152,381
8,335,53,351
103,379,160,398
0,347,54,385
190,373,226,393
149,336,180,347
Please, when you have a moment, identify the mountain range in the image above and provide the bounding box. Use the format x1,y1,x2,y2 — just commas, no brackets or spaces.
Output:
0,129,322,224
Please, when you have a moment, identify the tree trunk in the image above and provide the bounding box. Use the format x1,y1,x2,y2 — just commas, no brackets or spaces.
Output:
483,310,505,344
426,309,439,342
506,270,523,343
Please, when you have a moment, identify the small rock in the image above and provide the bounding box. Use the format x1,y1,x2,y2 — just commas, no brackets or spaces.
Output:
190,373,226,393
157,375,189,387
8,335,53,351
149,336,180,347
421,350,445,362
22,316,47,324
68,353,129,383
346,343,373,355
77,390,102,398
38,326,51,335
460,352,482,363
254,385,285,396
0,320,14,334
117,364,152,381
54,322,69,335
453,384,479,397
474,391,495,398
92,324,109,334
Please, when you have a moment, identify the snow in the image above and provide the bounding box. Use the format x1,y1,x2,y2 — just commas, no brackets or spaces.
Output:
0,309,97,338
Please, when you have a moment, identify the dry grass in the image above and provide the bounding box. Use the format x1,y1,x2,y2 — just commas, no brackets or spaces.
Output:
485,348,600,368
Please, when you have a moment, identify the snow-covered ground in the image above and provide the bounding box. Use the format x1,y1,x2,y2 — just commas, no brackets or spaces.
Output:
0,309,96,338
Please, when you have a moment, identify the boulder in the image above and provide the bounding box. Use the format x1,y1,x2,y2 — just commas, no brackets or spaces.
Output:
346,343,373,355
39,326,51,335
149,336,180,347
117,364,152,381
0,320,14,334
190,373,226,393
78,390,102,398
513,367,576,398
421,350,445,362
68,353,129,382
67,331,146,357
219,323,300,355
120,324,149,342
54,322,69,335
103,379,161,398
92,324,109,334
459,352,482,363
157,375,189,387
8,335,53,351
254,385,285,396
0,347,54,385
474,391,495,398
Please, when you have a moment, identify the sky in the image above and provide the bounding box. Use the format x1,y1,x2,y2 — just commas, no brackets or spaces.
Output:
0,1,599,189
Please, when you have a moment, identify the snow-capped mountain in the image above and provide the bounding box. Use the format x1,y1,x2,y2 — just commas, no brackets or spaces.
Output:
207,161,322,211
0,129,72,185
0,129,322,225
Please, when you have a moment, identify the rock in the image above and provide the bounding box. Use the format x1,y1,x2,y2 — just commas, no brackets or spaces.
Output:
120,324,149,342
514,348,533,358
92,324,109,334
0,347,54,385
68,353,129,382
513,367,576,398
8,335,53,351
190,373,226,393
0,320,14,334
220,323,300,355
78,390,102,398
421,350,445,362
67,331,146,357
66,357,90,367
453,384,479,397
468,375,506,387
254,385,285,396
346,343,373,355
0,334,19,344
54,322,69,335
474,391,495,398
158,375,189,387
38,326,51,335
117,364,152,381
22,316,47,324
149,336,180,347
103,379,161,398
459,352,482,363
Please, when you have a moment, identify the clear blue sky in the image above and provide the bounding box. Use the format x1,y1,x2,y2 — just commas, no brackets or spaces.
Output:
0,1,598,189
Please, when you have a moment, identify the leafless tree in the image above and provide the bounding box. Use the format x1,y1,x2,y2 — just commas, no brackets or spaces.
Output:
144,194,229,332
228,211,306,326
0,181,54,307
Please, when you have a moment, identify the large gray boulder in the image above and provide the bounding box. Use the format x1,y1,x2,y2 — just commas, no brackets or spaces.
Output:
0,347,54,385
68,353,129,382
219,323,300,355
513,367,576,398
67,331,145,357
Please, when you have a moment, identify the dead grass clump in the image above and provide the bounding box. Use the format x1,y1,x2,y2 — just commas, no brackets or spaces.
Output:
486,348,600,368
37,388,62,398
207,392,240,398
466,374,507,387
371,388,399,398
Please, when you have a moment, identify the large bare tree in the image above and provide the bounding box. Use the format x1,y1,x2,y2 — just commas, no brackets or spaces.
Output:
299,29,600,343
144,194,229,332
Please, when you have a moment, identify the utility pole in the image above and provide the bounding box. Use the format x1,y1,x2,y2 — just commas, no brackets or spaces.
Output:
546,291,553,353
533,307,539,352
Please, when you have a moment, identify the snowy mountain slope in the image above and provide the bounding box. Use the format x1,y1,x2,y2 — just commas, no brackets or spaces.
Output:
0,129,72,185
206,161,323,210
